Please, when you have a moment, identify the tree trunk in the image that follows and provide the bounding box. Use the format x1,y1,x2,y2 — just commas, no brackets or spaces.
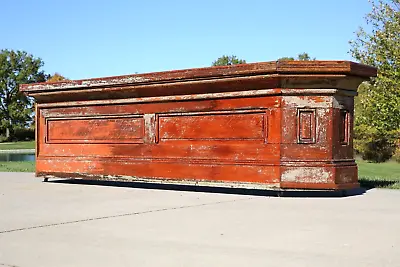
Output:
5,121,13,141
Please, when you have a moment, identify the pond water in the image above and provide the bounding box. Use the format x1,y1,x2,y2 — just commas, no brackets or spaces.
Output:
0,153,35,162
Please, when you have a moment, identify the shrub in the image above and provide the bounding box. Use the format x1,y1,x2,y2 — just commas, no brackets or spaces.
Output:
354,124,398,163
13,127,35,141
0,135,8,143
393,141,400,163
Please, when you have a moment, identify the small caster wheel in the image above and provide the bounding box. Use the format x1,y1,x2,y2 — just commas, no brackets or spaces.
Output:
277,191,284,197
43,177,49,182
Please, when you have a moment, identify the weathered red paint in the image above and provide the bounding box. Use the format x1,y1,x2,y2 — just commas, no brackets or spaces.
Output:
20,61,377,190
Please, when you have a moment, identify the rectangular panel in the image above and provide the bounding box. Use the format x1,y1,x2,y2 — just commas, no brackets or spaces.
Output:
159,112,265,141
46,116,144,144
300,112,312,139
339,110,349,145
297,109,316,144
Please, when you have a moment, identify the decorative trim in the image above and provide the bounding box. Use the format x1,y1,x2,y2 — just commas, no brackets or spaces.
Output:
264,111,269,144
36,88,357,109
144,114,159,144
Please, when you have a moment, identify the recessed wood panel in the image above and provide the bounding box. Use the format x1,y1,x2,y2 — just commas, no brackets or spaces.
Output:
46,116,144,144
297,109,316,144
159,112,266,141
300,112,312,139
339,110,349,145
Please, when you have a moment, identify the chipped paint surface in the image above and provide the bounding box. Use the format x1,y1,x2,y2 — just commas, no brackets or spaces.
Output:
41,173,281,190
283,96,332,108
144,114,158,144
281,167,331,183
25,61,378,191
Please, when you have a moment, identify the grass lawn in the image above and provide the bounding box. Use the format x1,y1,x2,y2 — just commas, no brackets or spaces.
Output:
357,160,400,189
0,161,35,172
0,141,35,150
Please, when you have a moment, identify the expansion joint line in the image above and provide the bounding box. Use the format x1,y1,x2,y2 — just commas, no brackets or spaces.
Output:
0,263,21,267
0,197,254,235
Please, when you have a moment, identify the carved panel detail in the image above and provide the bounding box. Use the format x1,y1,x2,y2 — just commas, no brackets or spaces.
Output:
297,108,316,144
159,110,266,142
339,110,349,145
45,115,145,144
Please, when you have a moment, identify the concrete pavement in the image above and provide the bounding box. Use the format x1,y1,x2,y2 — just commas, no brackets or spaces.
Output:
0,172,399,267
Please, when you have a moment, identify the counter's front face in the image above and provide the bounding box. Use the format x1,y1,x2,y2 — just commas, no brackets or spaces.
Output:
36,95,283,188
35,92,358,190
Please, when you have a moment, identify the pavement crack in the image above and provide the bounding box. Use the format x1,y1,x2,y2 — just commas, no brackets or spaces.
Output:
0,197,254,235
0,263,21,267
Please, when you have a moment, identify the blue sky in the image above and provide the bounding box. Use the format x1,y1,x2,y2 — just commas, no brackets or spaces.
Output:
2,0,372,80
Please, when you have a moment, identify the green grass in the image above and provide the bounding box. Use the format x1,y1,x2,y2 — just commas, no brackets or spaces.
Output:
357,160,400,189
0,161,35,172
0,141,35,150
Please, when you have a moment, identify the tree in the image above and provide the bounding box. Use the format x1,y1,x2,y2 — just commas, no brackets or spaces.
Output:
212,55,246,66
278,52,315,61
0,50,46,140
349,0,400,161
297,52,315,61
47,73,68,82
278,56,295,61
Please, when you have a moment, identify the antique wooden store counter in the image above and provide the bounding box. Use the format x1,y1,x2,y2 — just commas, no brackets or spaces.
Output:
21,61,376,190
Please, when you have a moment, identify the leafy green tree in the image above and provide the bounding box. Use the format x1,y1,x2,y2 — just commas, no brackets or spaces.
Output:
212,55,246,66
277,56,295,61
0,50,46,140
278,52,315,61
47,73,68,82
350,0,400,162
297,52,315,61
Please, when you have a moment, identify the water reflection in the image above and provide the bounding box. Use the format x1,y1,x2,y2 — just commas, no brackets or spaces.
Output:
0,153,35,162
